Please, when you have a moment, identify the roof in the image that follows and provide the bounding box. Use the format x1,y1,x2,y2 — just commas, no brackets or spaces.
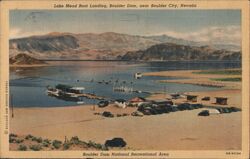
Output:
129,97,146,102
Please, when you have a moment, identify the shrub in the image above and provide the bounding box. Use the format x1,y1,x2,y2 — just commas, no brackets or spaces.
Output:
63,142,71,150
52,140,62,149
25,134,33,140
87,140,105,150
18,145,27,151
9,138,16,143
94,143,103,149
32,137,43,143
9,133,17,138
116,114,122,117
102,111,114,118
9,133,18,143
43,139,51,144
16,139,24,143
29,144,42,151
70,136,80,145
42,142,49,147
42,138,51,147
122,113,129,116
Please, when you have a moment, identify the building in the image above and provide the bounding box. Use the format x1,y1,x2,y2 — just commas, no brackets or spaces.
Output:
114,99,127,108
129,97,146,103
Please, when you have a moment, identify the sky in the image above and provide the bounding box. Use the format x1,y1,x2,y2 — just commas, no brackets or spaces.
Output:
10,10,241,45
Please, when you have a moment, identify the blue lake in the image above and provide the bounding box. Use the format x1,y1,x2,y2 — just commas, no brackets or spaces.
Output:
10,61,241,107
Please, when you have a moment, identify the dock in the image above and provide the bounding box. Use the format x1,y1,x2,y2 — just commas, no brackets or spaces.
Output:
76,93,105,100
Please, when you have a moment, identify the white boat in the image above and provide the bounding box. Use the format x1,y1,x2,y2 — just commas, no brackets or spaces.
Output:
134,72,143,79
47,84,86,100
113,86,133,92
77,101,85,104
47,89,60,97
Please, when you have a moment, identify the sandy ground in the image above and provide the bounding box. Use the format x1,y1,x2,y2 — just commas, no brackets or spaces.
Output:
10,101,241,150
143,69,241,89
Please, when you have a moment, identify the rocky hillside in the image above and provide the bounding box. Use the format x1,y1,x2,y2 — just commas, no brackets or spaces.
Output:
120,43,241,61
9,53,46,65
10,32,157,60
9,32,241,60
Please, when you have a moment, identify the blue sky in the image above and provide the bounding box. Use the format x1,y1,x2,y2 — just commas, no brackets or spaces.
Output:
10,10,241,45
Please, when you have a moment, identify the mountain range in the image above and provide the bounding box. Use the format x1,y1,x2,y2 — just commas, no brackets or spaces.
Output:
121,43,241,61
9,32,241,61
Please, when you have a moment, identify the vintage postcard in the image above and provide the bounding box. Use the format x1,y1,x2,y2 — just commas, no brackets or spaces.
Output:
0,0,249,158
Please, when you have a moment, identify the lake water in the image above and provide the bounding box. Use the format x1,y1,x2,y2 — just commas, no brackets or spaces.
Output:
10,61,241,107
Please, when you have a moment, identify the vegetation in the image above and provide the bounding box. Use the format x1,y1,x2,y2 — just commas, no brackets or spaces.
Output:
70,136,81,145
63,142,71,150
31,136,43,143
25,134,33,140
87,140,104,150
42,138,51,147
29,144,42,151
10,133,18,138
52,140,62,149
11,134,113,151
15,139,24,143
193,69,241,75
210,77,241,82
43,139,51,144
42,142,49,147
9,138,16,143
87,140,108,150
18,145,27,151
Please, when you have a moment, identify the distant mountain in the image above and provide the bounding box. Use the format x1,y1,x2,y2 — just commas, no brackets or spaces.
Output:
9,53,46,65
9,32,241,60
146,35,241,51
120,43,241,61
10,32,157,60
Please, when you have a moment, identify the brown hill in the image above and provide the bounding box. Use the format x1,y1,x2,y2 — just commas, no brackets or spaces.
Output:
9,53,46,65
121,43,241,61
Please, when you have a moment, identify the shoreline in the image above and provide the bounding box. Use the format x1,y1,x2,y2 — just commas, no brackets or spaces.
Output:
10,69,242,150
13,89,242,109
10,64,50,68
143,69,241,89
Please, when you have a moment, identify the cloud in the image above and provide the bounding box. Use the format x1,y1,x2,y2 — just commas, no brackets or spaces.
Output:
9,27,49,39
158,25,241,46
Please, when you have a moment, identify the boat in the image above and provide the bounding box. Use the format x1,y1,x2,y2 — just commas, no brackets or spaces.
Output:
113,86,133,92
134,72,143,79
47,87,60,97
77,101,85,104
47,84,85,99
